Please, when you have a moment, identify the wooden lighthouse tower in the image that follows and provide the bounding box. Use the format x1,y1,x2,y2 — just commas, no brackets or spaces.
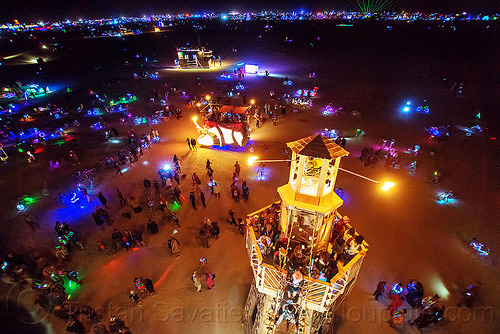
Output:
243,135,368,334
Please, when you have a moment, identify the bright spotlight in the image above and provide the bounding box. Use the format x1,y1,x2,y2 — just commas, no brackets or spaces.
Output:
163,164,171,170
381,182,395,191
192,116,198,121
250,99,255,105
403,107,410,112
248,156,259,165
205,95,211,101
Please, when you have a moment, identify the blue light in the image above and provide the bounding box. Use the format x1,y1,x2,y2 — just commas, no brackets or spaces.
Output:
406,101,411,105
142,161,149,165
403,107,410,112
163,164,170,170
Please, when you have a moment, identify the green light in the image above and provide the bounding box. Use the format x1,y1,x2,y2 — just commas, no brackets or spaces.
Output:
170,201,180,211
18,148,23,152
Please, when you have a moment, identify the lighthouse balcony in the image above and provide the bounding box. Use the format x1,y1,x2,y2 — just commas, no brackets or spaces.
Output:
246,207,367,313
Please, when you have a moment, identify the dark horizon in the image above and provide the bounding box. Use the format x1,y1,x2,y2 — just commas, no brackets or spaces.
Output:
1,0,498,23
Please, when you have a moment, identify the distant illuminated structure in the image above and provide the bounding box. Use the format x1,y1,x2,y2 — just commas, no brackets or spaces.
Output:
243,135,368,333
175,46,213,68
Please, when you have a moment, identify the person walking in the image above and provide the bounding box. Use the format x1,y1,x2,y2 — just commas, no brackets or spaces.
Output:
210,180,219,197
200,191,206,208
113,162,122,175
234,161,241,176
116,188,127,206
374,281,387,301
206,159,212,171
189,192,197,210
98,192,108,208
191,138,197,152
187,138,192,150
228,209,237,226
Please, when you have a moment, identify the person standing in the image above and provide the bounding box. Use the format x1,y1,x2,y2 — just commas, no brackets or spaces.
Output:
388,295,404,316
242,181,249,201
207,272,215,289
189,192,197,210
233,186,240,203
210,222,219,239
187,138,192,150
192,272,202,292
168,236,181,257
173,187,182,204
200,225,210,248
147,220,159,234
116,188,126,206
374,281,387,301
234,161,241,176
191,137,197,151
389,309,406,328
153,180,160,195
206,159,212,171
98,192,108,208
200,191,206,208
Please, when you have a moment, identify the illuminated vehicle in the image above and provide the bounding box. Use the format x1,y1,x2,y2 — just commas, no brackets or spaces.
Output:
193,105,250,147
175,46,214,68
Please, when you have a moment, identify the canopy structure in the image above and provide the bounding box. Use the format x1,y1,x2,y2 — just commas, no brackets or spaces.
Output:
287,134,349,160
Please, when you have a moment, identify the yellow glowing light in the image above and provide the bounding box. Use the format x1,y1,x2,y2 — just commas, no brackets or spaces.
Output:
192,116,198,121
381,182,395,191
205,95,211,101
196,102,201,107
250,99,255,105
248,156,259,166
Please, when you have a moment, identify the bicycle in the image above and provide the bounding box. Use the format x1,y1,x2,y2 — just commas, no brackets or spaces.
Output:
72,168,96,182
355,129,365,139
437,191,454,204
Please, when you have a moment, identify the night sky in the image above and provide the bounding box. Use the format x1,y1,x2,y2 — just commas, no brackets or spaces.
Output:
1,0,498,22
